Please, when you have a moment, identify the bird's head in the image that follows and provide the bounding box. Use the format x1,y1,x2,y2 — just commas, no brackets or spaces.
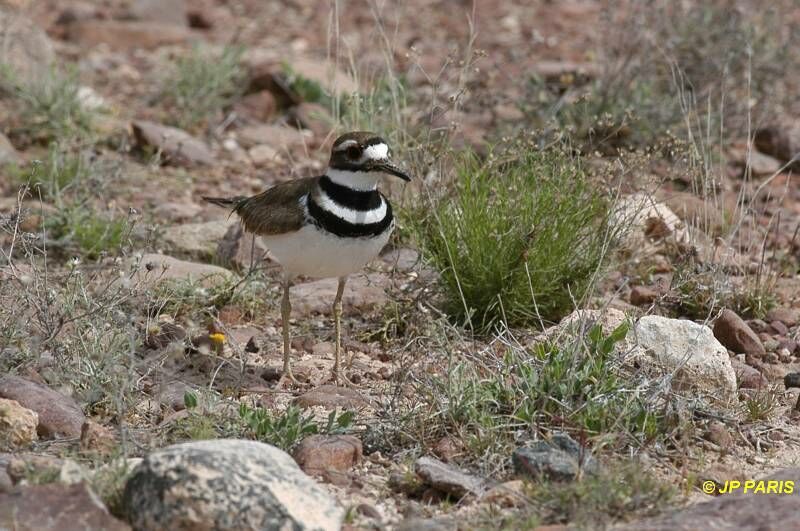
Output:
327,131,411,190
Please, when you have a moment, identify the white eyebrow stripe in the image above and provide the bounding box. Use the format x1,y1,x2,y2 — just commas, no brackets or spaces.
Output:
333,139,359,151
362,143,388,161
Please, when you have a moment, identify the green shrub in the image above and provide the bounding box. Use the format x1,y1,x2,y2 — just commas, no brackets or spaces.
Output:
0,64,94,143
47,206,128,259
160,46,245,131
238,403,355,451
411,147,619,331
9,145,89,199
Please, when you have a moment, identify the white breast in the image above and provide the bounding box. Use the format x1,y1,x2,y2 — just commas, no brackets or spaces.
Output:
261,222,394,279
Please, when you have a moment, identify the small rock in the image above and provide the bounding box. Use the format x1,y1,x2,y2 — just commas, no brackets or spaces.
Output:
785,373,800,389
152,201,202,223
248,144,281,166
0,8,55,85
704,420,732,449
754,123,800,170
395,517,455,531
66,20,194,50
123,439,344,530
245,336,259,353
216,223,267,272
236,123,311,150
355,503,381,519
235,90,277,122
730,358,767,389
0,482,130,530
145,322,187,349
0,133,20,165
133,253,233,288
512,433,599,482
414,456,486,498
661,191,727,236
129,0,187,26
0,398,37,450
294,385,368,409
713,309,766,358
480,479,526,508
132,120,215,167
629,285,658,306
618,468,800,530
291,274,389,316
292,434,362,475
770,320,789,336
288,102,334,139
633,316,737,404
433,436,463,463
0,376,85,438
766,307,800,328
79,420,116,456
161,220,232,260
247,54,359,98
155,380,195,411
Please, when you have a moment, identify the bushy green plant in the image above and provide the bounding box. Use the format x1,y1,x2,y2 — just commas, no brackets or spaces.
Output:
0,64,94,143
238,403,355,451
486,461,675,529
411,147,618,331
47,206,128,259
8,145,90,200
160,46,245,131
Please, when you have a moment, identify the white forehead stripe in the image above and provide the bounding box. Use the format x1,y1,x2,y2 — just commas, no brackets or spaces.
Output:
362,143,388,161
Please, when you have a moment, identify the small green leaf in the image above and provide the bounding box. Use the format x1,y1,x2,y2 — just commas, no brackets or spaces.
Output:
184,391,198,410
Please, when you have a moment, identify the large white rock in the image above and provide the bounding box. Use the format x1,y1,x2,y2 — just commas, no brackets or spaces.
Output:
123,439,344,531
630,316,737,405
536,310,737,406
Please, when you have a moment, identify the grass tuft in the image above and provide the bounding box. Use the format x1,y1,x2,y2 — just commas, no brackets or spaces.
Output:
410,146,619,331
159,45,245,131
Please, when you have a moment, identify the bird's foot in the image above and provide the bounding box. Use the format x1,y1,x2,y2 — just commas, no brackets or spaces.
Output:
331,368,358,388
274,371,301,390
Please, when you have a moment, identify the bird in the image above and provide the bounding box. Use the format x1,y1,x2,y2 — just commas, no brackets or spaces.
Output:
203,131,410,386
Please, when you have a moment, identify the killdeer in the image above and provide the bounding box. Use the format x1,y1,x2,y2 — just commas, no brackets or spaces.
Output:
203,131,410,386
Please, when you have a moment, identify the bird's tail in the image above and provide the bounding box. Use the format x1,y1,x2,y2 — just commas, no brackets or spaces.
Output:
202,196,246,209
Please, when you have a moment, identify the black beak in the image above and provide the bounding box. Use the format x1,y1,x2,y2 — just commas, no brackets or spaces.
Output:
369,160,411,181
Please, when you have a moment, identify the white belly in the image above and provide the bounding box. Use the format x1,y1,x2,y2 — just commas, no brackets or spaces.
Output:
262,223,393,279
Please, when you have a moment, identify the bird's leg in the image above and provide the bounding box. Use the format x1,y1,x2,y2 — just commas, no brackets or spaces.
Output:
276,275,299,388
332,276,353,385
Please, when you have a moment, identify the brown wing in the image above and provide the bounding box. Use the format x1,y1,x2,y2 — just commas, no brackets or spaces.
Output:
234,176,318,236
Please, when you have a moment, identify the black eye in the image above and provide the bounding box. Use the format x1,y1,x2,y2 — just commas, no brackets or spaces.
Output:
346,146,362,159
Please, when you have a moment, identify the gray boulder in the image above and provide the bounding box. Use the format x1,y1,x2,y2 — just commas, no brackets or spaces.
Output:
123,439,344,531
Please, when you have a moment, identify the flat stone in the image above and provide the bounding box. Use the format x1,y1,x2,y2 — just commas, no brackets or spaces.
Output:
632,316,737,405
133,253,233,288
79,420,116,456
123,439,344,530
132,120,215,167
236,123,311,150
414,456,487,498
730,358,768,389
766,307,800,327
618,468,800,530
0,482,130,531
0,398,37,450
66,20,194,50
292,434,362,475
294,385,368,409
0,376,84,438
714,309,766,358
290,273,389,317
754,123,800,169
161,220,232,260
0,8,54,85
629,285,658,306
0,133,20,165
512,433,598,482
